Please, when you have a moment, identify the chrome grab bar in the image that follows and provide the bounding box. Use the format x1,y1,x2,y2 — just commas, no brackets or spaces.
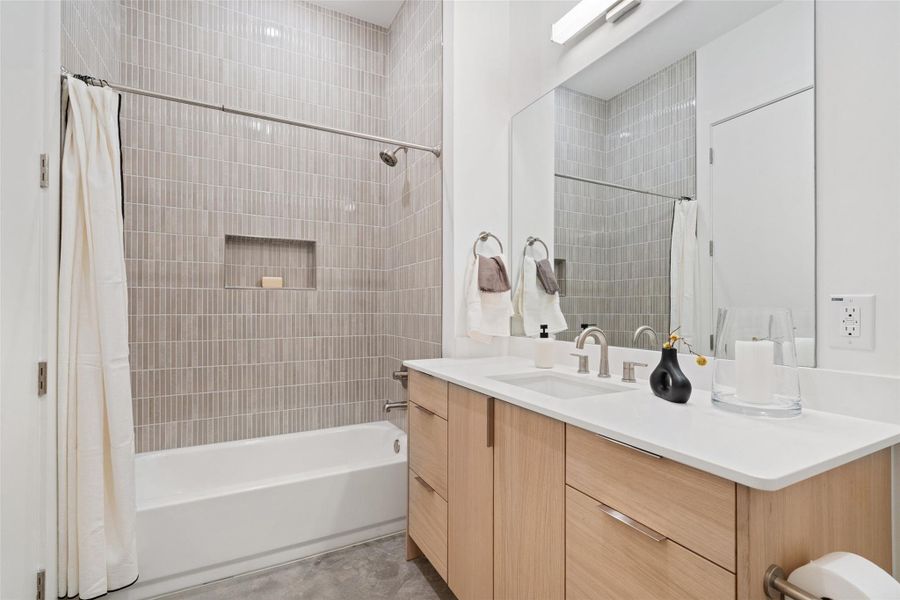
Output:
764,565,822,600
383,401,407,412
596,501,667,543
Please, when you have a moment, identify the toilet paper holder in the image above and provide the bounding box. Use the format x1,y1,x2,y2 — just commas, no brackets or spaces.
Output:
764,564,823,600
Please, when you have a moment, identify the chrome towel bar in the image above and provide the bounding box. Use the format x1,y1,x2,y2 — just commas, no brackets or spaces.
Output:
764,565,822,600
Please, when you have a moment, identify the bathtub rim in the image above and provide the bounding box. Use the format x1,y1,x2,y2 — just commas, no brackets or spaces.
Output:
136,420,408,510
136,419,407,461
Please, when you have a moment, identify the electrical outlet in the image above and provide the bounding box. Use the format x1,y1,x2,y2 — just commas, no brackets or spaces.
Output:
830,295,875,350
841,306,860,337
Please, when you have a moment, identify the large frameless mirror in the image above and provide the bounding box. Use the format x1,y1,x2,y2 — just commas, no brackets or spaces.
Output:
509,0,815,366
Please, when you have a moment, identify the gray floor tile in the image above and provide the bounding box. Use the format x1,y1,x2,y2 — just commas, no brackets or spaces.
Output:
161,534,456,600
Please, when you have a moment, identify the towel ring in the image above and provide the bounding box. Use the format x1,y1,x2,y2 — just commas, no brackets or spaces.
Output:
524,236,549,260
472,231,504,258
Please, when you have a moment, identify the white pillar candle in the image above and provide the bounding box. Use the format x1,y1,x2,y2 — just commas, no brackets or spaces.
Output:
735,340,775,405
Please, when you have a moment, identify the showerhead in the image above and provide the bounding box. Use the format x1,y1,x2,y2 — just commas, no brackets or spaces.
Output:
379,146,407,167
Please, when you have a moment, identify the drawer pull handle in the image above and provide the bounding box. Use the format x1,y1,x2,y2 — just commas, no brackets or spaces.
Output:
596,434,662,459
414,404,436,417
597,502,667,543
486,397,494,448
414,475,435,493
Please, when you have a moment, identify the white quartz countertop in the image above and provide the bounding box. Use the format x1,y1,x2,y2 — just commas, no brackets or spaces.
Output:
404,356,900,491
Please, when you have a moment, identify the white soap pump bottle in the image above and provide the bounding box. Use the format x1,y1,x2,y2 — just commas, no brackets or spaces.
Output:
535,324,554,369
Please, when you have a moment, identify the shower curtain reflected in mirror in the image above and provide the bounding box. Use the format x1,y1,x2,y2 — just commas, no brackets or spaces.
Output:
670,200,700,347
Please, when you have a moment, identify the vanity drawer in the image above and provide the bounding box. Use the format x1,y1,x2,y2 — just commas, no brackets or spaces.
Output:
409,401,448,500
409,469,448,581
566,425,736,571
566,485,734,600
409,370,448,419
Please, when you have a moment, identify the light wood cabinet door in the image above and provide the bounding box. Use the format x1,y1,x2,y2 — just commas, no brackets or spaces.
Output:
494,401,565,600
409,370,449,419
448,385,494,600
567,425,736,571
566,485,734,600
409,469,448,580
409,402,448,500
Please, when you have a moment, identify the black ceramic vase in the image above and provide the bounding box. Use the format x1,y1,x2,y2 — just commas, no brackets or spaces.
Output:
649,347,692,404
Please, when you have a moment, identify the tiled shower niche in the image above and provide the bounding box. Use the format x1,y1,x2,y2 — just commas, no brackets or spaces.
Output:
224,235,316,290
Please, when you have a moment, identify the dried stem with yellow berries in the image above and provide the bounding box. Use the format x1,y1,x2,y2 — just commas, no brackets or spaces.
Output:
663,327,708,366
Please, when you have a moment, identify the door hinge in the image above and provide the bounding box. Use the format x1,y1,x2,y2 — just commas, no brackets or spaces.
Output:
39,154,49,188
708,147,713,165
36,569,45,600
37,362,48,396
710,334,715,352
709,240,714,257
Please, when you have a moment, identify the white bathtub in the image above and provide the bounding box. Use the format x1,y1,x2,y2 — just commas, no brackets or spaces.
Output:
115,421,408,599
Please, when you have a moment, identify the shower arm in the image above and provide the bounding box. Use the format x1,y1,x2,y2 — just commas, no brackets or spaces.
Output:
60,67,442,158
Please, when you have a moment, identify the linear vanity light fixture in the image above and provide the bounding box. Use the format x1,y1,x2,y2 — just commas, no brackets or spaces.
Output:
551,0,641,44
606,0,641,23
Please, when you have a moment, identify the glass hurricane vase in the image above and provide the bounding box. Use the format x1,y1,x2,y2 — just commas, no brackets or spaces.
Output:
711,307,801,418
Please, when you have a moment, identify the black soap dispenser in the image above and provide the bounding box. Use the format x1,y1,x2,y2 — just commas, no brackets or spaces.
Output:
535,324,554,368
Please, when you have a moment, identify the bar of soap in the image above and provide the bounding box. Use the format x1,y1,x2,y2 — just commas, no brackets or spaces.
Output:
261,276,283,288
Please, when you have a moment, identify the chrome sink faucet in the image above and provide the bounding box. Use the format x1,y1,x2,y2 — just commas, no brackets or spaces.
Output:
633,325,660,348
574,326,610,378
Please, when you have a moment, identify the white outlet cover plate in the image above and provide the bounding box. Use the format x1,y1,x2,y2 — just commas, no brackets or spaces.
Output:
829,294,875,350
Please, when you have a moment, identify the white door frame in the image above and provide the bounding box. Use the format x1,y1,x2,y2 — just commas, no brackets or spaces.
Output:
0,1,61,597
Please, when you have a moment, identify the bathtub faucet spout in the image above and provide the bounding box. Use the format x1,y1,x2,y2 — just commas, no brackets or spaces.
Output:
383,401,408,412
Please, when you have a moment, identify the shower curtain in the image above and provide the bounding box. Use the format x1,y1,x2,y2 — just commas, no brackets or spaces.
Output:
58,76,138,599
670,200,699,345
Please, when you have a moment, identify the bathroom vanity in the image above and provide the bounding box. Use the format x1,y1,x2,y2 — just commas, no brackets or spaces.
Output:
404,357,900,600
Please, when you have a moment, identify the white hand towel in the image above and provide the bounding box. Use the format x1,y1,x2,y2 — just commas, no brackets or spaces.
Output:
466,253,513,343
513,256,568,337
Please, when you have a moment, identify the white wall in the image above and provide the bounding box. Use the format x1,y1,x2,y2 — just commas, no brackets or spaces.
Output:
443,0,512,357
816,1,900,376
0,1,60,597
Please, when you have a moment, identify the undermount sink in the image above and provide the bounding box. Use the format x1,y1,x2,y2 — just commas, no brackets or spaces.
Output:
488,372,632,399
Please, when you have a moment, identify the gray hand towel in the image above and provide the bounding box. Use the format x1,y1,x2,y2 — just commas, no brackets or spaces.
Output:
536,259,560,295
478,255,511,293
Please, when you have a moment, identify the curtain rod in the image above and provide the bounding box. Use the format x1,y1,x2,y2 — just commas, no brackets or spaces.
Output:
555,173,693,202
61,67,442,157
